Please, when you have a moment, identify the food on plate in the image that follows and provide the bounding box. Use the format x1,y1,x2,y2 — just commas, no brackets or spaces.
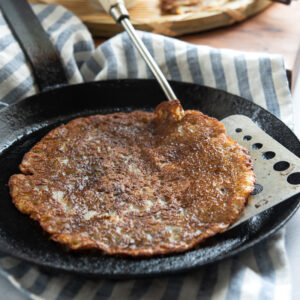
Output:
9,100,255,256
89,0,236,16
160,0,229,14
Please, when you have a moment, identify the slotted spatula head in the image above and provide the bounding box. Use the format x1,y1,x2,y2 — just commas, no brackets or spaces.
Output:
222,115,300,227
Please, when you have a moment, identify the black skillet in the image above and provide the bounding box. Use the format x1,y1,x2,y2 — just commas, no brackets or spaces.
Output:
0,0,299,278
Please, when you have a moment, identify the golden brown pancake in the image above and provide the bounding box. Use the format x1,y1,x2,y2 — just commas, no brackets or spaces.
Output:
161,0,229,14
9,100,255,256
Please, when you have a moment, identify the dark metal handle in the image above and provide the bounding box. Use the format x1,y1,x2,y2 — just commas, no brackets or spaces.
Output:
0,0,68,92
271,0,292,4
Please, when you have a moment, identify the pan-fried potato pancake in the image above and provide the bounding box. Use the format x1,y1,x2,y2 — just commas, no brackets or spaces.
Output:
161,0,229,14
9,100,255,256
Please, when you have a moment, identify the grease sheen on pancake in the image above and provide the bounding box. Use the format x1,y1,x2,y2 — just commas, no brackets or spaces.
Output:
9,100,255,256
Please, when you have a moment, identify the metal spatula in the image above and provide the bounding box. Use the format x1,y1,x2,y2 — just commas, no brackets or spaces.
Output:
223,115,300,227
96,0,300,227
96,0,177,100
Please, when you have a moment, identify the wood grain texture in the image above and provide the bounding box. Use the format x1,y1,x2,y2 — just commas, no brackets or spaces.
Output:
32,0,271,37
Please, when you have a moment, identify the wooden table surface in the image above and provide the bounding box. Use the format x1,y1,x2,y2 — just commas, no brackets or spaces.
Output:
95,1,300,90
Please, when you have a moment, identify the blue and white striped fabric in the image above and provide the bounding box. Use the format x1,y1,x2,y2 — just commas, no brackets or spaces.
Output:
0,4,293,300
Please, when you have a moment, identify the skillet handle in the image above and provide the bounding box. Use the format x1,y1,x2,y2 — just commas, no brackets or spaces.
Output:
271,0,292,4
0,0,68,92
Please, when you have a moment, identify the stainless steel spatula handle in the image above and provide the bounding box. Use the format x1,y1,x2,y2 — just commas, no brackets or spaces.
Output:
98,0,177,101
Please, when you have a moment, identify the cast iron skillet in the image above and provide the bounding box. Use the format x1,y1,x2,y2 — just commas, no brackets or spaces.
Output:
0,0,299,278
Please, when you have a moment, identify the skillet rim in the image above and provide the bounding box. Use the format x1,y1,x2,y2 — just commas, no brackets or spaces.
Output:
0,78,299,278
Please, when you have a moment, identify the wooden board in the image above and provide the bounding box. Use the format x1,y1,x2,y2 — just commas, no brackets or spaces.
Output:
32,0,271,37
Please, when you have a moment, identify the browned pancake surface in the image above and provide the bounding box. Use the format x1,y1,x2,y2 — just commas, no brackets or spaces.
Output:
161,0,199,14
161,0,228,14
9,100,255,256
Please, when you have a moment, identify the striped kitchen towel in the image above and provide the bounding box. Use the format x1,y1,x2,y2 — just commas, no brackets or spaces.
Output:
0,3,293,300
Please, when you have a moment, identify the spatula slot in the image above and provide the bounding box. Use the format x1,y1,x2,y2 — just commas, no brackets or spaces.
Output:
273,161,290,171
250,183,263,195
262,151,276,160
287,172,300,185
252,143,263,150
243,135,252,141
